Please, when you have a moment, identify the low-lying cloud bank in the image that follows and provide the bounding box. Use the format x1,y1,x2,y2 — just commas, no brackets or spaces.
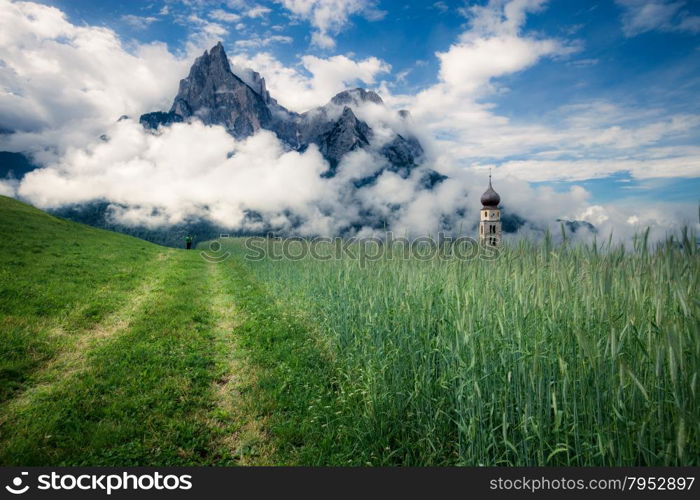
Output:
8,117,694,244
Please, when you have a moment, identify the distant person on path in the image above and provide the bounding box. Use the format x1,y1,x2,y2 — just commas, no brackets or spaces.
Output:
185,235,193,250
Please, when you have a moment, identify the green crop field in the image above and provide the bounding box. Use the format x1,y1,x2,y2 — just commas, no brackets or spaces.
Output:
0,195,698,466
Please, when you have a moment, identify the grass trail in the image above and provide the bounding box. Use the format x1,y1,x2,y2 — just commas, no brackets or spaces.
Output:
0,197,291,465
211,257,339,465
0,243,270,465
0,198,168,403
0,250,175,420
197,261,275,465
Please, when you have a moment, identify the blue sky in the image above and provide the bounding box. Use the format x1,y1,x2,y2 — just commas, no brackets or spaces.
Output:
38,0,700,102
1,0,699,237
36,1,699,92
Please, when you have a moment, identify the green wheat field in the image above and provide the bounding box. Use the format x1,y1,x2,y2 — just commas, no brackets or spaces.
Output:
0,195,697,466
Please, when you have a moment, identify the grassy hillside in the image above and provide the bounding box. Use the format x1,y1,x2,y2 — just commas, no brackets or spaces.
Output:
0,196,284,465
0,196,161,402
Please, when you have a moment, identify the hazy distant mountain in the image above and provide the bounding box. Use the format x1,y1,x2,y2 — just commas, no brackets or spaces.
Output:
557,218,598,234
0,152,38,179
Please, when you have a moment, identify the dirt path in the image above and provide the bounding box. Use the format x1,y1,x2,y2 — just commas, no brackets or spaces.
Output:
198,261,274,464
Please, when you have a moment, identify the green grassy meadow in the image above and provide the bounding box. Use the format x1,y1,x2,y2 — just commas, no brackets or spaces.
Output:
0,195,698,466
0,196,273,465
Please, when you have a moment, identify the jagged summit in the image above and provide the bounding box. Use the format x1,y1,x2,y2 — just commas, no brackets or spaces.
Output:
318,106,372,173
209,41,227,58
167,42,271,138
140,42,425,180
331,88,384,107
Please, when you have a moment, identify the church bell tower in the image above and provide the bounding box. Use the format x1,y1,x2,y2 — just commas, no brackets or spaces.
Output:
479,171,501,246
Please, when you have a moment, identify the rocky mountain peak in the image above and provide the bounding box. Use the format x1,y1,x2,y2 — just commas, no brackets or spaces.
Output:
207,41,231,72
165,42,271,138
339,105,362,124
330,88,384,107
317,106,372,172
140,42,426,182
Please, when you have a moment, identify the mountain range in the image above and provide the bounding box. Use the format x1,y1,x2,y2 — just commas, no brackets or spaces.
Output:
140,42,437,186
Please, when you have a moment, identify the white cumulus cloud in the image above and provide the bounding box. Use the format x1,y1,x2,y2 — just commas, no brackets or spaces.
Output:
229,52,390,111
274,0,385,48
0,0,195,161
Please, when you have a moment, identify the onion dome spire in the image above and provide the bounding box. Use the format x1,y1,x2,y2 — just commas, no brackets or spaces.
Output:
480,169,501,207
